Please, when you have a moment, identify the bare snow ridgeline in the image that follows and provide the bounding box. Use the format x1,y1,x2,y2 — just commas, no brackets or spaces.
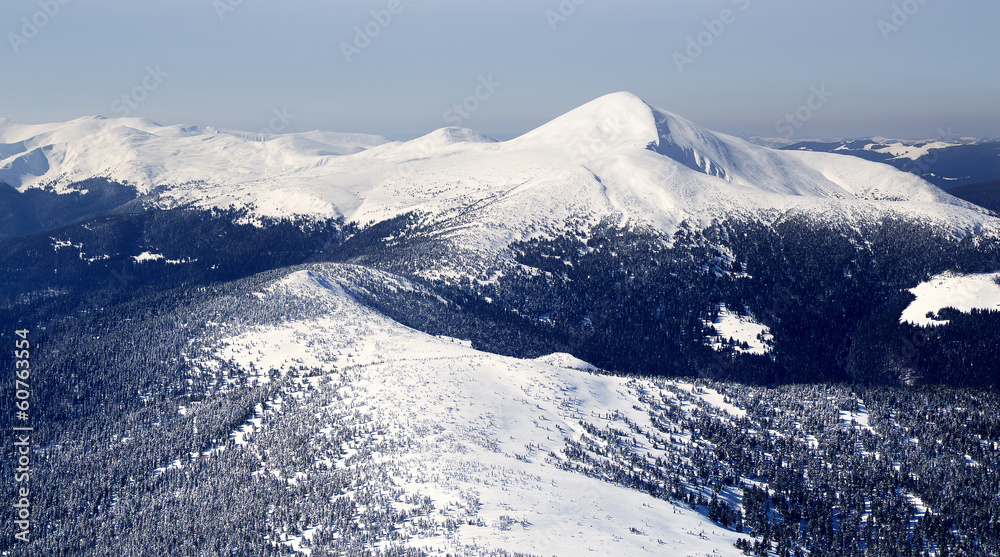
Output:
1,93,993,252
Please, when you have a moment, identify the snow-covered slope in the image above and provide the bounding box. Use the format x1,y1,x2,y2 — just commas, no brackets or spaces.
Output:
2,93,993,244
185,266,747,555
900,271,1000,326
0,115,389,199
703,305,773,355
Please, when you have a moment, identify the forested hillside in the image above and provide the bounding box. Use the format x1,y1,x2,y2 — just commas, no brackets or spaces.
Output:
1,172,999,555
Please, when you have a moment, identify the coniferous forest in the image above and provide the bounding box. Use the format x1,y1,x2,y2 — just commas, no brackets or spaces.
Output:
1,180,999,556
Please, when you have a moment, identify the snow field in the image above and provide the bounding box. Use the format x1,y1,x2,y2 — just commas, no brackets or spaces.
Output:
900,271,1000,326
186,268,748,556
702,305,773,356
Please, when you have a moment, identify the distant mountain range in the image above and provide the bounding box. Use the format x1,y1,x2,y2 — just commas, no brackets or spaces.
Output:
776,136,998,194
3,94,999,556
2,92,997,382
1,93,990,241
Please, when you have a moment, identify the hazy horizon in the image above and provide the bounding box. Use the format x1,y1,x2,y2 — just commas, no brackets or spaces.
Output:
2,0,998,141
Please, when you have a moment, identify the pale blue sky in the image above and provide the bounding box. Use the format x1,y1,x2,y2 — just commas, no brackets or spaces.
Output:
2,0,998,140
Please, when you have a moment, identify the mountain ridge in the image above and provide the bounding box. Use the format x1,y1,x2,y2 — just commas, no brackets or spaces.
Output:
3,96,1000,556
1,92,995,252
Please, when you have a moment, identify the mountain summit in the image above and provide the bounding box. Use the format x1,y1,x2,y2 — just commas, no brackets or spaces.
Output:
0,92,990,242
510,92,663,154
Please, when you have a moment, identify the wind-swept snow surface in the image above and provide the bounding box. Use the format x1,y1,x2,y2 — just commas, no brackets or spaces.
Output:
191,267,746,556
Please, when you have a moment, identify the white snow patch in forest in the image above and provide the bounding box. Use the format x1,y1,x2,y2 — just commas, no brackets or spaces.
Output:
669,381,747,419
230,403,266,446
153,458,184,478
839,398,875,434
281,526,319,555
903,490,929,529
804,435,819,450
900,271,1000,326
703,305,773,355
51,238,82,251
132,251,165,263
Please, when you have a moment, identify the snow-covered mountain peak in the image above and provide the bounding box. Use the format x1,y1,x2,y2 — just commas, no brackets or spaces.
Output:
366,126,498,161
427,126,497,145
2,94,995,244
509,91,661,157
504,92,821,189
505,91,745,177
649,108,745,180
0,114,158,146
0,115,389,192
